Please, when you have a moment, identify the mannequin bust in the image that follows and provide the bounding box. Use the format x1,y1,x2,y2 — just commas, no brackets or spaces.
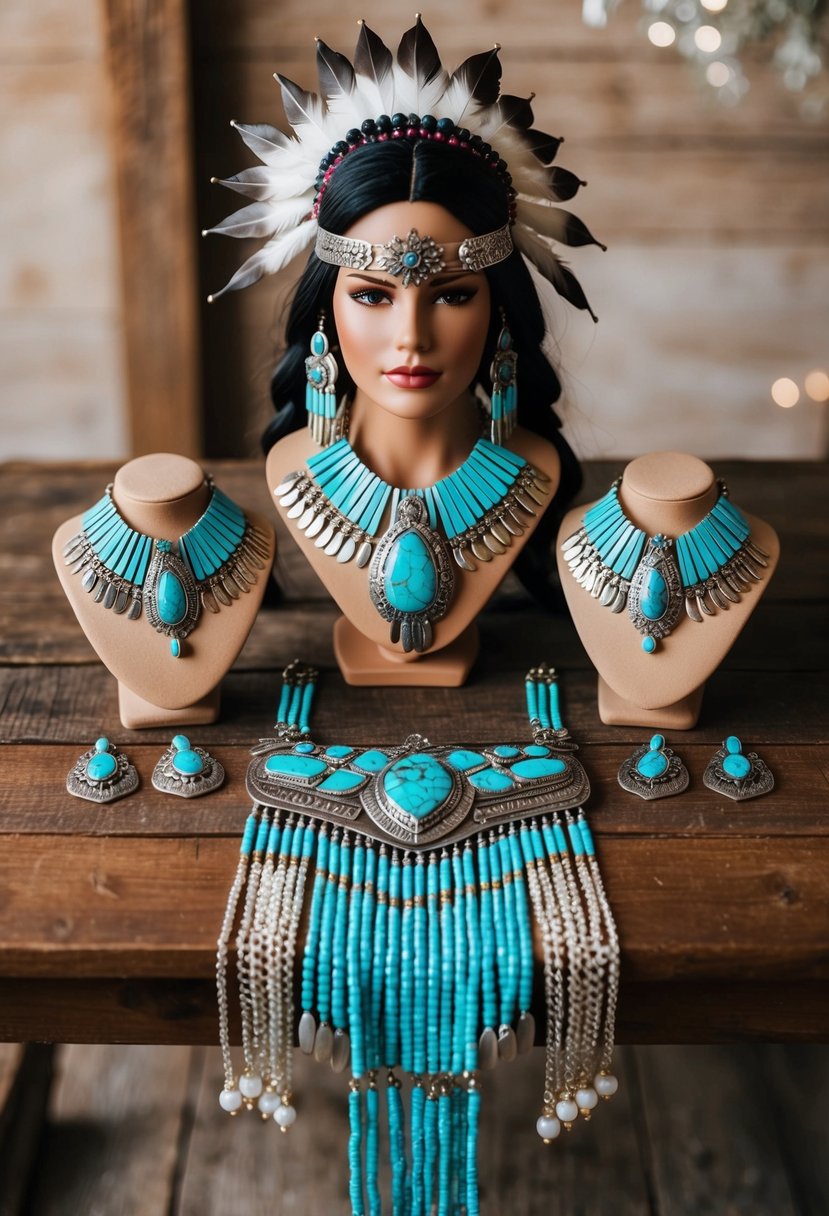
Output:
556,452,780,728
53,453,275,728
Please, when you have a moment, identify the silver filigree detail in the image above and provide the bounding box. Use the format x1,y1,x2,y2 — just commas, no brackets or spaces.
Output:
617,737,689,801
374,230,445,286
314,224,514,282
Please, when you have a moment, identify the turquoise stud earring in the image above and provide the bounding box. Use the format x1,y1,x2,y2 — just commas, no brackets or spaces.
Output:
703,736,774,801
305,311,341,447
66,737,139,804
489,312,518,444
617,733,689,800
152,734,225,798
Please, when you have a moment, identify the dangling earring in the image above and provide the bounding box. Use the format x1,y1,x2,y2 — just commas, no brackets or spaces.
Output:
305,312,340,447
490,311,518,444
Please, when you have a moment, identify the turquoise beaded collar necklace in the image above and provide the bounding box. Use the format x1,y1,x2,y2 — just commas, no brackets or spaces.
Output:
276,434,549,654
561,477,769,654
63,480,270,658
216,663,620,1215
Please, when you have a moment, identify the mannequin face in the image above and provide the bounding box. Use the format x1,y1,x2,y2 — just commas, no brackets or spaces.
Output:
331,200,492,422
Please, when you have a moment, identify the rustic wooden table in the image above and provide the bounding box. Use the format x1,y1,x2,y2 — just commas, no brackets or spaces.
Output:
0,460,826,1045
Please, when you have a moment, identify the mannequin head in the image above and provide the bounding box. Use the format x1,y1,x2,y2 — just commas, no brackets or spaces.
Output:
266,138,563,447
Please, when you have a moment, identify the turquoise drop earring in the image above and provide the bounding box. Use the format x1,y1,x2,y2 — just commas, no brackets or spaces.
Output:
703,736,774,801
490,312,517,444
305,312,341,447
617,733,690,800
66,737,139,803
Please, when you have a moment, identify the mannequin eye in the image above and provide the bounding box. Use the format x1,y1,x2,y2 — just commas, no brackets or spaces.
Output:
434,288,477,306
350,288,392,307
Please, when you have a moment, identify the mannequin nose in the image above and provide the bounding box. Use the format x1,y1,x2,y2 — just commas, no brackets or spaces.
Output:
395,295,432,354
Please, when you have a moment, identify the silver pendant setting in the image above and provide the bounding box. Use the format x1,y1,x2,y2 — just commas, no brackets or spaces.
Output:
152,734,225,798
66,737,139,804
626,536,683,655
368,497,454,654
703,736,774,801
143,542,201,658
617,734,689,800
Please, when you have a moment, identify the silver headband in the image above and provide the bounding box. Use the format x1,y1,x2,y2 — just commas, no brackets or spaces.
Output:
315,225,513,287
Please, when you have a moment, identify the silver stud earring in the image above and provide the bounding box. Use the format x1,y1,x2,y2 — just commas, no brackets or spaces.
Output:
152,734,225,798
704,736,774,801
66,737,139,804
617,733,689,800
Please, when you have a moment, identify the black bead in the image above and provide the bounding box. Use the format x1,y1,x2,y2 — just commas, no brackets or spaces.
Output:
408,112,420,128
421,114,437,132
333,140,348,156
376,114,391,132
497,158,508,173
391,113,407,128
457,128,470,142
436,116,454,135
345,128,361,145
470,135,482,149
361,118,377,135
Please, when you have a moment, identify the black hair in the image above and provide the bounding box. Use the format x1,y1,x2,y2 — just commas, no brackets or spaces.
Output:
264,137,582,607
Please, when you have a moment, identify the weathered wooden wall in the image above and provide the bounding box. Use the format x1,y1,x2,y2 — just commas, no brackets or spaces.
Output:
2,1,827,460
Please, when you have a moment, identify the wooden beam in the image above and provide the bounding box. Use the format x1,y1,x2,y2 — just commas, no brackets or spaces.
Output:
100,0,202,456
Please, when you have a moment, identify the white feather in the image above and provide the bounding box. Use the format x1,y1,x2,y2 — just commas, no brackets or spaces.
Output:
209,219,317,300
206,194,313,239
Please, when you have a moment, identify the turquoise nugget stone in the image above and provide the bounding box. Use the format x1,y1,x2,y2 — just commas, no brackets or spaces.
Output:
86,752,117,781
723,753,751,779
173,748,204,776
295,743,316,754
326,745,354,759
156,570,187,625
468,767,516,793
384,753,453,820
639,568,669,621
493,746,520,759
353,749,390,773
446,750,486,771
637,749,668,779
319,770,366,793
384,531,437,613
265,754,328,779
511,757,566,779
524,745,550,757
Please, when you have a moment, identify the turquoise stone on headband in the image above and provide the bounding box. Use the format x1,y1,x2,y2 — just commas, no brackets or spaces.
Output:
319,769,366,793
383,753,453,820
171,735,204,776
723,736,751,779
636,735,668,779
384,531,437,613
265,754,328,779
156,570,187,626
639,568,669,621
511,757,566,779
446,749,486,772
402,251,420,268
353,749,390,773
86,739,116,782
468,767,516,793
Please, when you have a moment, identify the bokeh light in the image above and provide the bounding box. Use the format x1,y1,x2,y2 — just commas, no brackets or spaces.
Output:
804,370,829,402
695,25,723,53
701,0,728,11
706,61,731,86
648,21,677,47
771,378,800,408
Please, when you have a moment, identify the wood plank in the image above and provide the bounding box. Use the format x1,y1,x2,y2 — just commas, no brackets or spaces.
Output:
1,976,825,1046
25,1043,194,1216
0,740,826,834
0,835,825,982
634,1045,799,1215
101,0,201,456
762,1045,829,1216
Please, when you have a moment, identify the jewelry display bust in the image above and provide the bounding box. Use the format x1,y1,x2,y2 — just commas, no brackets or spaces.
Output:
556,452,779,728
52,453,275,728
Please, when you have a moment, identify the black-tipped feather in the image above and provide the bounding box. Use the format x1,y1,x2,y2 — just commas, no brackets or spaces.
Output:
548,167,585,201
494,93,535,132
354,21,393,98
450,48,502,115
526,129,562,164
559,211,606,250
316,40,355,103
397,16,444,91
557,264,598,321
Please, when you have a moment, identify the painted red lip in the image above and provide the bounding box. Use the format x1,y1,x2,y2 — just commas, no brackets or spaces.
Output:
384,365,441,389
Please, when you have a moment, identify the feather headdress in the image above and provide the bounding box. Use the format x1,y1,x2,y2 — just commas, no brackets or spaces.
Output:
206,17,603,318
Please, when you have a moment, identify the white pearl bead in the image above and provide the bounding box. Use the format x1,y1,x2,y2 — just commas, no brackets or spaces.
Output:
576,1086,599,1111
275,1102,297,1128
555,1097,579,1124
219,1088,242,1113
258,1091,280,1115
594,1072,619,1098
536,1115,561,1141
240,1072,263,1099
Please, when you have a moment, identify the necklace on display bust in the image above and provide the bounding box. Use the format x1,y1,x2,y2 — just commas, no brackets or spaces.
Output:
561,477,769,655
276,424,550,654
63,479,271,658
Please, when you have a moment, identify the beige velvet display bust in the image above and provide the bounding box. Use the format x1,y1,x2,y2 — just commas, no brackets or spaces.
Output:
53,453,276,728
556,452,779,728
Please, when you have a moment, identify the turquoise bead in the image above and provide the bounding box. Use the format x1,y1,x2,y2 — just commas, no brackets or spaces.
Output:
403,250,420,267
94,737,109,753
642,636,657,654
86,751,116,781
523,744,550,757
325,745,354,759
310,366,323,383
446,749,486,771
173,748,204,776
294,742,316,754
723,752,751,779
170,638,181,658
156,569,187,625
499,329,512,351
639,567,669,621
311,332,326,355
511,757,566,779
353,749,390,773
725,736,742,754
468,767,515,793
493,745,520,759
383,529,437,613
265,754,328,778
383,753,453,819
637,744,668,779
318,769,366,793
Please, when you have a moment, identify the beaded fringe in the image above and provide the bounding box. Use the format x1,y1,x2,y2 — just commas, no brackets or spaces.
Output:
217,805,619,1214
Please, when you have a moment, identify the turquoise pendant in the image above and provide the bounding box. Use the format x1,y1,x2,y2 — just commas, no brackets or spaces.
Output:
627,537,683,654
368,497,454,654
143,541,201,658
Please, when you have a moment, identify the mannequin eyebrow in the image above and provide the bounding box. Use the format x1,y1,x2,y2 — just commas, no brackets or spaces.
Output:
345,272,474,288
347,274,397,287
